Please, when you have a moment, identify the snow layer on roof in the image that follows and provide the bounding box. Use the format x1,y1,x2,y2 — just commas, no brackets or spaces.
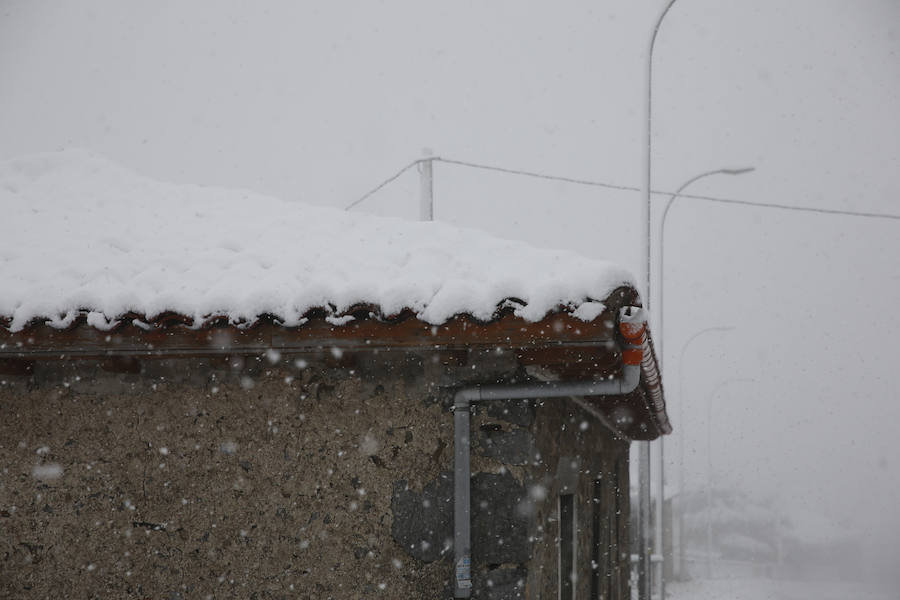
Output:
0,150,635,331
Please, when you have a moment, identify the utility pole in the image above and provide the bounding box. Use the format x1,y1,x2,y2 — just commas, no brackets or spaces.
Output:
419,148,434,221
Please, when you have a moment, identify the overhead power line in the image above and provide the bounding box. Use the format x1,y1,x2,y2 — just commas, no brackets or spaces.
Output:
347,156,900,222
435,157,639,193
345,159,427,210
666,191,900,221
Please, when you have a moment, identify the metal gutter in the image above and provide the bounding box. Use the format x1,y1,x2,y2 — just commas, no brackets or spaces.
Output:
451,306,648,597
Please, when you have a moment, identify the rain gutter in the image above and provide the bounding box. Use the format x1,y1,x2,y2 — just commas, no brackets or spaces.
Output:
451,306,648,597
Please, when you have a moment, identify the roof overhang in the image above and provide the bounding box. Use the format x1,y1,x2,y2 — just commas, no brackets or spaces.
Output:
0,287,670,440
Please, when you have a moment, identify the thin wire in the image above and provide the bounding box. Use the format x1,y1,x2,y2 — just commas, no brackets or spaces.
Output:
663,190,900,221
345,159,428,210
435,157,639,192
349,155,900,222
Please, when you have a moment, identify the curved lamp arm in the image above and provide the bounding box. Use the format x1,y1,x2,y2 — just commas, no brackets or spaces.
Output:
657,167,754,359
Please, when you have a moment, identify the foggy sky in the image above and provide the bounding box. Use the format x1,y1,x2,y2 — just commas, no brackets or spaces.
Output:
1,0,898,560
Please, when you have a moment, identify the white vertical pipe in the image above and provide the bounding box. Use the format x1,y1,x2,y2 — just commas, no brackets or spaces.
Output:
419,148,434,221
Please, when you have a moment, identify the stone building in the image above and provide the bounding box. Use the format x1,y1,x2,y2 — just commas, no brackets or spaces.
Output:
0,151,670,599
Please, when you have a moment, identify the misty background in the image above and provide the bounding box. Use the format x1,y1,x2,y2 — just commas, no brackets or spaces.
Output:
2,0,898,588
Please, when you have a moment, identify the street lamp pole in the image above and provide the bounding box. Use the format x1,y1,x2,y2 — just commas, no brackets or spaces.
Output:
657,167,754,349
655,166,753,592
640,3,678,599
644,0,678,307
672,326,734,580
704,377,754,578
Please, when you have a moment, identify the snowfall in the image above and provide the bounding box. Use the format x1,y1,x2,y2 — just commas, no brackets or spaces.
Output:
0,150,633,331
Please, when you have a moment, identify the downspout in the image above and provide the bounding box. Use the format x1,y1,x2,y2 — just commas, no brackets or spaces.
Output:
452,306,648,597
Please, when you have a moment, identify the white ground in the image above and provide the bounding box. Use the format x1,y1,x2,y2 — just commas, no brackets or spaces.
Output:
667,578,897,600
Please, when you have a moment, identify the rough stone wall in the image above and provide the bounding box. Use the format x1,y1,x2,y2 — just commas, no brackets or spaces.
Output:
0,354,630,599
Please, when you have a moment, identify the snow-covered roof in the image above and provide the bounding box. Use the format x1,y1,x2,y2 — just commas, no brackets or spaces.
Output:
0,150,635,332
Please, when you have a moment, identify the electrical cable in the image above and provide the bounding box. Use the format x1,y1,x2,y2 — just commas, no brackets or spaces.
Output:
434,157,639,193
345,159,428,210
348,155,900,222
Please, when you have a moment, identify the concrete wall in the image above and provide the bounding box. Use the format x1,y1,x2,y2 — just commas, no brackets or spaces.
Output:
0,353,630,599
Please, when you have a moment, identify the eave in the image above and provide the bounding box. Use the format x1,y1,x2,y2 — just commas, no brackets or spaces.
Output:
0,287,669,439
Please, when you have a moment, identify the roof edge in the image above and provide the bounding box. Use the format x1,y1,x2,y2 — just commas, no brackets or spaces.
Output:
0,289,638,335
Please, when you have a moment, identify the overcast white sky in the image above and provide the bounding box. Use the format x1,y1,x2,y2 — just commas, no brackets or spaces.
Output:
2,0,899,562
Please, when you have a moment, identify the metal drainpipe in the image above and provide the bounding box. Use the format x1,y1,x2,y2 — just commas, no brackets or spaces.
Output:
452,306,648,598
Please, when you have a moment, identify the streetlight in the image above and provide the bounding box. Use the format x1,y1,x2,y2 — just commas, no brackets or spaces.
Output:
704,377,755,578
657,167,755,347
653,167,752,596
674,325,734,580
643,0,679,306
641,0,752,595
651,166,752,597
639,3,679,598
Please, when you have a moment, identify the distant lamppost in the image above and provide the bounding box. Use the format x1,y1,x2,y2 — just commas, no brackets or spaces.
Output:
705,377,755,578
674,325,734,579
